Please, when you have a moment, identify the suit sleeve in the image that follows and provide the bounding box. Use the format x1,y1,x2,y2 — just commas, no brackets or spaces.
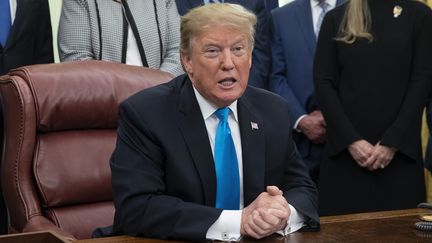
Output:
247,0,271,89
282,122,320,229
269,11,308,123
34,0,54,64
159,0,184,77
110,101,222,241
380,7,432,159
58,0,95,61
313,13,362,156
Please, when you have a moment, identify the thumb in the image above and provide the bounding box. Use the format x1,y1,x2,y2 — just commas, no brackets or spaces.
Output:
266,185,282,196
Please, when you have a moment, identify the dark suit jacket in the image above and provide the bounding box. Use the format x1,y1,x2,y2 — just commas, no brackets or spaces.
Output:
175,0,271,89
0,0,53,75
109,74,319,241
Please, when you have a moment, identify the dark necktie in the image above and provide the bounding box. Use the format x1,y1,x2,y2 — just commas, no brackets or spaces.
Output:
214,107,240,210
0,0,11,47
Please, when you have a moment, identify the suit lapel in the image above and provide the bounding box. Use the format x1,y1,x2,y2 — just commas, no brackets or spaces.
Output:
177,77,217,206
296,0,316,55
237,92,265,206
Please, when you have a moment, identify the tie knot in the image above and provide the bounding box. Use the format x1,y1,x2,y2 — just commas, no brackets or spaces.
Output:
215,107,229,122
318,0,328,9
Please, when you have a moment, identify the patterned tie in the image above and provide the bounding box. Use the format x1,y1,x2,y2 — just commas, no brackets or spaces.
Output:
0,0,11,47
214,107,240,210
316,0,329,38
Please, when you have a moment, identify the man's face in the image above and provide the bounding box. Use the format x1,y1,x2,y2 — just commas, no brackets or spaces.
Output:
182,25,252,108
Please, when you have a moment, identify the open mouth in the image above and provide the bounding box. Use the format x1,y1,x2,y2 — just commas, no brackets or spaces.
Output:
218,78,237,87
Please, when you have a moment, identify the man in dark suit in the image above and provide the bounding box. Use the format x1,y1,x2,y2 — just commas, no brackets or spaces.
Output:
0,0,53,75
0,0,53,234
175,0,271,89
108,3,318,241
269,0,344,182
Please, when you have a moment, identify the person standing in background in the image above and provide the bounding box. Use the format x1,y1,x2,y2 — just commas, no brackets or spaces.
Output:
269,0,344,183
0,0,54,234
175,0,271,89
314,0,432,215
0,0,53,75
58,0,184,77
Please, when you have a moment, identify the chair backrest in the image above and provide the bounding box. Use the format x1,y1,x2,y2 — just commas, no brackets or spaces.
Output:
0,61,173,239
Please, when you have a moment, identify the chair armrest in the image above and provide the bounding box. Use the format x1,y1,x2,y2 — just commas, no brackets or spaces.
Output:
23,216,76,242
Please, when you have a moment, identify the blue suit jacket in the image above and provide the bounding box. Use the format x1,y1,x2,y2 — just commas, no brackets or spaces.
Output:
269,0,344,160
106,75,319,241
175,0,271,89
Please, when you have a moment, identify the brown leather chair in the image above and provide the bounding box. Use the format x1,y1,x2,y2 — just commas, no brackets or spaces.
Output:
0,61,173,240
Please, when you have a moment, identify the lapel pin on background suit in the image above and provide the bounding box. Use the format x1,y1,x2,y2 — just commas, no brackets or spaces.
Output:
251,122,259,130
393,5,402,18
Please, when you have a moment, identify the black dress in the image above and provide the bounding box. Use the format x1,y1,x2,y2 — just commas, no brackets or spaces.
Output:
314,0,432,216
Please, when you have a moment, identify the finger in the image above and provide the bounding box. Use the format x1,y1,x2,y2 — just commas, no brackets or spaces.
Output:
364,150,378,168
266,186,282,196
247,211,273,238
263,207,290,222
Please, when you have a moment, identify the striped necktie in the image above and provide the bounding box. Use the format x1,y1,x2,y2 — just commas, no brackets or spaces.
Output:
214,107,240,210
316,0,329,38
0,0,11,47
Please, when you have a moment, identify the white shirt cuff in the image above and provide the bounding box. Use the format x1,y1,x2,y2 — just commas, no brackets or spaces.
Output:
206,210,242,241
277,204,305,235
294,115,308,132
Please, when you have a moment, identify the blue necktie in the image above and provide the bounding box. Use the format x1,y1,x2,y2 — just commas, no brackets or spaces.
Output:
0,0,11,47
316,0,329,38
214,107,240,210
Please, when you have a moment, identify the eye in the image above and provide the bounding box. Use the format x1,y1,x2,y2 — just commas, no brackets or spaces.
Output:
203,47,220,58
232,45,246,56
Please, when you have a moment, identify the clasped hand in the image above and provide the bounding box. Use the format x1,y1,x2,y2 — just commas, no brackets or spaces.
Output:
298,110,326,144
240,186,290,239
348,140,396,171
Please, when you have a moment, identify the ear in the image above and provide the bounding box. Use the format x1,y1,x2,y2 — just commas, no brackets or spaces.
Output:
181,53,193,75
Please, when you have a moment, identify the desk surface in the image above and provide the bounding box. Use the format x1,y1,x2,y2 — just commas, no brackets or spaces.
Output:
75,208,432,243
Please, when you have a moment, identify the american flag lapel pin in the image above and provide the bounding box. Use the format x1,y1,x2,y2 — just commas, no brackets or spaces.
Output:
251,122,259,130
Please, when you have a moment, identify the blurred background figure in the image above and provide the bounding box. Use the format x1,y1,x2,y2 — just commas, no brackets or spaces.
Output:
0,0,53,75
314,0,432,215
0,0,54,234
269,0,344,183
175,0,271,89
58,0,184,77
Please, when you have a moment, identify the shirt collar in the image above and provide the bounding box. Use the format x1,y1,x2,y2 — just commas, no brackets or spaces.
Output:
193,86,238,122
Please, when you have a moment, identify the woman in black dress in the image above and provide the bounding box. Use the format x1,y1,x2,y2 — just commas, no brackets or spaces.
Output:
314,0,432,215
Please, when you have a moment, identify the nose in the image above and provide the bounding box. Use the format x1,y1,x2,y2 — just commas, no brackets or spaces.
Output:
221,50,234,71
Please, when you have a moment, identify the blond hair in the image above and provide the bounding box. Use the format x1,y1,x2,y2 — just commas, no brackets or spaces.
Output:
336,0,373,43
180,3,257,55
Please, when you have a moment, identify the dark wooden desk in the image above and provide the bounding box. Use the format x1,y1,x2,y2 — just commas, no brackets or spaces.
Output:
75,208,432,243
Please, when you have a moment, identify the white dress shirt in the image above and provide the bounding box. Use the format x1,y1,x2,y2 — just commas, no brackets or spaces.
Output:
310,0,337,37
192,87,305,241
9,0,17,23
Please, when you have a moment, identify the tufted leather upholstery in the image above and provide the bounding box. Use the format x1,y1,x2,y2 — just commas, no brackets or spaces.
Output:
0,61,173,240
